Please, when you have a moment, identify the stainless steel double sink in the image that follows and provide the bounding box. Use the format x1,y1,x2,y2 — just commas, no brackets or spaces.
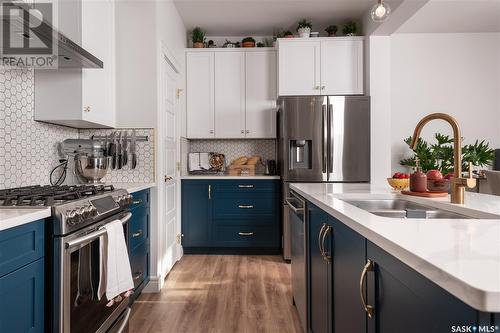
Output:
342,199,472,219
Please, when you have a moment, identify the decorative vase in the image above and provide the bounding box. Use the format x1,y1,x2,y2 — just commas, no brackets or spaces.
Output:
328,33,337,37
193,42,204,48
284,34,294,38
297,27,311,38
242,41,255,48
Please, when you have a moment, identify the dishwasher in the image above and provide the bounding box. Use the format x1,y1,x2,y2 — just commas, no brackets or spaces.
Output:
286,190,307,333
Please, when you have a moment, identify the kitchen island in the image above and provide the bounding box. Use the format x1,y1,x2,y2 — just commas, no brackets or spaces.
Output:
290,182,500,332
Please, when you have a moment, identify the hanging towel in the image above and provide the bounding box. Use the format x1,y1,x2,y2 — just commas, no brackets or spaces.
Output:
97,235,107,301
101,220,134,302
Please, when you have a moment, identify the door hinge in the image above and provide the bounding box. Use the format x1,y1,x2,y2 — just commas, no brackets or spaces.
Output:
176,88,184,99
176,233,183,244
177,162,181,171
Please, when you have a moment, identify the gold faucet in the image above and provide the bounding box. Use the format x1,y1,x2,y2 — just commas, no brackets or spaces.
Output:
410,113,476,204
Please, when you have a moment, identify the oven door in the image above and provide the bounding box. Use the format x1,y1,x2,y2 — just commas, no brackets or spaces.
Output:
55,211,132,333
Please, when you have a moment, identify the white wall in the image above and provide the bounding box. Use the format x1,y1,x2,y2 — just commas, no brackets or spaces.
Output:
390,33,500,171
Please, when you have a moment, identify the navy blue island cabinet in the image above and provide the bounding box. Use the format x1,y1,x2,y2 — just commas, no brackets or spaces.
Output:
181,179,280,254
306,201,499,333
0,219,45,333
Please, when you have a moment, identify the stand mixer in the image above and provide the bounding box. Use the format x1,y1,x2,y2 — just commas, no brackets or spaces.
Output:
60,139,111,184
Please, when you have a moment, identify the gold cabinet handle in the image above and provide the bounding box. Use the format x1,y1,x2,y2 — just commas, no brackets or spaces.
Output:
318,223,327,258
133,271,144,280
238,184,254,188
238,232,254,236
208,184,212,200
132,199,142,205
132,229,143,238
321,225,332,263
359,260,375,318
238,205,254,209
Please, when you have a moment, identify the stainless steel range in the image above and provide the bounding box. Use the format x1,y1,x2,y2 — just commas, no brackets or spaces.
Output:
0,184,134,333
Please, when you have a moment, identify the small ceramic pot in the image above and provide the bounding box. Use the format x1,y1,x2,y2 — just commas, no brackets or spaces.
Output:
298,27,311,38
284,34,294,38
193,42,204,48
242,41,255,48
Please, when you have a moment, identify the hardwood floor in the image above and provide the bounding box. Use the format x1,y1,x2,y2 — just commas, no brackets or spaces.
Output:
129,255,303,333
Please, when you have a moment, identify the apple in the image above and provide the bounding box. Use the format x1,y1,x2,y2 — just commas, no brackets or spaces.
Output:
426,169,443,181
392,172,410,179
444,173,454,180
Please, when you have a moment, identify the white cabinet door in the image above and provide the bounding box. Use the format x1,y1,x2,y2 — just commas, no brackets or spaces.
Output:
320,40,364,95
278,40,321,96
214,51,245,138
245,51,277,138
187,52,215,138
81,0,115,127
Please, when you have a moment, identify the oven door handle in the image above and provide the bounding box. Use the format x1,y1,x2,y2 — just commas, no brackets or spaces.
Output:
65,212,132,250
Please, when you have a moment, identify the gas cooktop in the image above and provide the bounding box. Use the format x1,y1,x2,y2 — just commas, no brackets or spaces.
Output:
0,184,116,207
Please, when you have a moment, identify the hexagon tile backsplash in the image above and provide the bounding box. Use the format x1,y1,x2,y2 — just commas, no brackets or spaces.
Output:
0,68,155,189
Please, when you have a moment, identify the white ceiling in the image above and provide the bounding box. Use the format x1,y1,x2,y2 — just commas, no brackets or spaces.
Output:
396,0,500,33
173,0,376,36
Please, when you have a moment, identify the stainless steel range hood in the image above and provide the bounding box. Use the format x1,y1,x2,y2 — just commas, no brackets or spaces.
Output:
1,1,103,69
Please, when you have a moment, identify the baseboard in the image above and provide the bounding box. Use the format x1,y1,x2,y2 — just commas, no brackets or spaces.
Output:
142,275,162,293
183,247,281,255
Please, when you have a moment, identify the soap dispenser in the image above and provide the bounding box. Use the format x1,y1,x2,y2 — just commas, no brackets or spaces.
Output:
410,159,427,193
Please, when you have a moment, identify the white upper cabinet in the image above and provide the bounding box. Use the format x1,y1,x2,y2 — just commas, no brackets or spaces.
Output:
186,49,277,139
34,0,115,128
278,40,320,96
186,52,215,138
245,51,277,138
320,40,363,95
278,37,364,96
214,52,245,138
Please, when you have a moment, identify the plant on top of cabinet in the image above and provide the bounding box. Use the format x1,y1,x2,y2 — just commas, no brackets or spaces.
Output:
325,25,338,37
192,27,206,48
257,42,265,48
342,21,358,36
296,19,312,37
284,31,294,38
242,37,256,48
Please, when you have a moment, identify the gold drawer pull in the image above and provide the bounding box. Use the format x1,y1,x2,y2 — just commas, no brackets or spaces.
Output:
238,185,254,188
133,199,143,205
238,232,254,236
238,205,254,209
360,260,375,318
132,229,143,238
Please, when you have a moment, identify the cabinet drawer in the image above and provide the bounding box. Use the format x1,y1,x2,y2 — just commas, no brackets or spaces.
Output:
0,258,44,333
130,189,149,210
213,180,278,194
129,241,149,289
0,219,44,277
128,205,149,250
213,226,278,247
213,195,277,218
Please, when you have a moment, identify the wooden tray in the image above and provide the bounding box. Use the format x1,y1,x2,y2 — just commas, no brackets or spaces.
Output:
401,190,448,198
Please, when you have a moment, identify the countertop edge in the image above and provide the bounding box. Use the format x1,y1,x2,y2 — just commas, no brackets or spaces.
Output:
0,208,52,232
108,183,156,193
290,184,500,313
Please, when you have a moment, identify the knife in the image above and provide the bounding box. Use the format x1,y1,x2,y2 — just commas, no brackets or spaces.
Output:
117,131,123,170
130,129,137,169
103,133,108,157
122,131,128,167
108,132,116,169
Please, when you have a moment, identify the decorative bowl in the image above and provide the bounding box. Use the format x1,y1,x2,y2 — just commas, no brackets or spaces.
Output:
427,179,450,193
387,178,410,191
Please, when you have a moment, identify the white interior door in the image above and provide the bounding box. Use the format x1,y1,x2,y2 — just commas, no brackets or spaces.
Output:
162,54,179,276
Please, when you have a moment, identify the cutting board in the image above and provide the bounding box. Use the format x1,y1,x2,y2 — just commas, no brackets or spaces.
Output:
402,190,448,198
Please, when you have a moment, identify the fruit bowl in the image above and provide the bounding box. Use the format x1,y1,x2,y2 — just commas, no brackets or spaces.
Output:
387,178,410,191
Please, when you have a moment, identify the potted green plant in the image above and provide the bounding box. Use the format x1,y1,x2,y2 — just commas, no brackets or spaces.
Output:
342,21,357,36
325,25,338,37
257,42,264,48
400,133,495,174
191,27,205,48
297,19,312,38
283,31,294,38
241,37,256,48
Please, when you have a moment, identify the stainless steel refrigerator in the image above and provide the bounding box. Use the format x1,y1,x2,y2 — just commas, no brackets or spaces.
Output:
280,95,370,332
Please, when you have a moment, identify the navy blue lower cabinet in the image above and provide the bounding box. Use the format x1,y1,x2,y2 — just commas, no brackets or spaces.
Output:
0,258,44,333
181,179,280,254
366,241,478,333
331,217,367,333
308,204,332,333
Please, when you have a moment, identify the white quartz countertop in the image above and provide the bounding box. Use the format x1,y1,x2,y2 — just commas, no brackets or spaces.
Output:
108,182,156,193
181,174,280,180
0,208,51,232
290,183,500,312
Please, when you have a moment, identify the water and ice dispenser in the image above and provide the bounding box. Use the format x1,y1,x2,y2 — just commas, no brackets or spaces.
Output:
289,140,312,170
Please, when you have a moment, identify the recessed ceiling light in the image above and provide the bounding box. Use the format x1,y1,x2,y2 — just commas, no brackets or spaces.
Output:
371,0,391,22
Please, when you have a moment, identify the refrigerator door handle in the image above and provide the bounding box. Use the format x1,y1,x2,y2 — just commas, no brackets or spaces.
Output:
322,104,327,173
328,102,334,174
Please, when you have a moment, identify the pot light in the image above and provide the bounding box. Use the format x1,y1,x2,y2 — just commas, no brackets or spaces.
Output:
371,0,391,22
